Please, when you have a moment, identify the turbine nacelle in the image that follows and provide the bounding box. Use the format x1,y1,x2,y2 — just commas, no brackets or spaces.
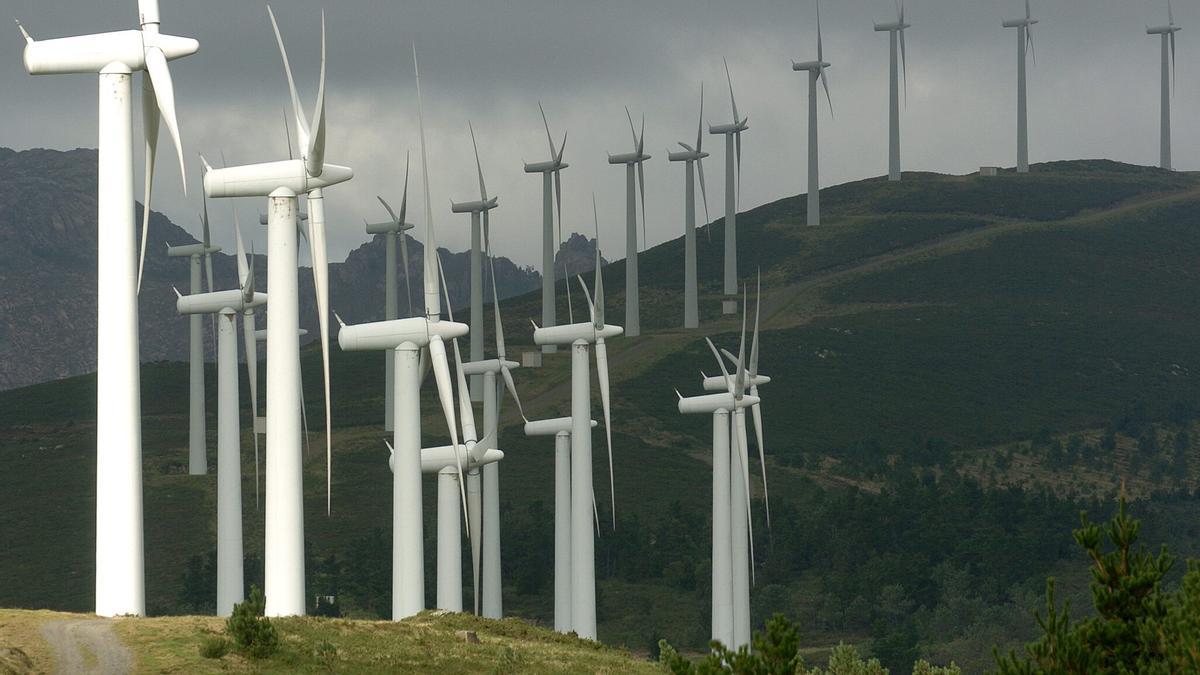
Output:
203,159,353,199
532,321,623,346
337,316,469,352
873,21,911,32
702,373,772,392
385,442,504,474
166,243,221,257
708,120,749,135
1002,18,1038,28
607,151,651,165
522,159,567,173
450,196,499,214
177,289,267,315
460,358,520,376
365,219,415,235
791,59,831,72
677,392,760,415
1147,25,1182,35
524,416,598,437
668,147,709,162
21,30,198,75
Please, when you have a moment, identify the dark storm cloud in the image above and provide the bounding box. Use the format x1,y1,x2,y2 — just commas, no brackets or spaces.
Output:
0,0,1188,268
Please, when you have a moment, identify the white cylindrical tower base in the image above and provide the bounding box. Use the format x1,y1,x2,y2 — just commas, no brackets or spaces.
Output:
188,255,207,475
94,64,145,618
807,72,821,226
888,30,901,182
470,212,484,401
384,231,397,432
722,133,737,311
625,164,640,337
216,310,244,617
730,410,751,649
554,429,572,632
467,467,482,614
393,343,425,619
570,341,597,640
711,409,733,646
541,172,557,354
437,466,464,612
683,160,698,329
264,188,306,617
481,371,502,618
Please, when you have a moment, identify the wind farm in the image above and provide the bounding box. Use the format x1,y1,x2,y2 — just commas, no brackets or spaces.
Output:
5,0,1200,672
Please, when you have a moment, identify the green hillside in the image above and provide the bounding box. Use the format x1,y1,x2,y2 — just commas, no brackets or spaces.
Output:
5,161,1200,672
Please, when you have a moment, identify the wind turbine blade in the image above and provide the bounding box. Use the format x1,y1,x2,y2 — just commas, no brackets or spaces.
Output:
242,311,260,510
235,208,251,298
733,409,755,584
1171,31,1177,93
554,169,563,243
735,131,742,211
821,67,834,118
1027,24,1036,65
595,339,616,529
137,72,159,296
1170,0,1175,25
817,0,824,61
724,57,738,125
696,81,705,153
282,106,294,160
577,276,596,325
750,273,761,377
429,335,469,527
308,193,334,515
899,27,908,105
144,46,186,193
414,43,439,319
625,106,638,148
539,101,557,159
268,5,310,153
637,161,647,249
305,12,327,177
734,287,748,397
489,250,507,360
438,253,478,443
469,121,487,200
399,151,410,225
751,392,769,529
705,337,734,394
400,235,413,316
594,244,605,328
377,195,399,223
697,157,711,233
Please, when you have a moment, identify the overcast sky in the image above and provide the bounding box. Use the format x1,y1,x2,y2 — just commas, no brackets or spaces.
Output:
0,0,1191,269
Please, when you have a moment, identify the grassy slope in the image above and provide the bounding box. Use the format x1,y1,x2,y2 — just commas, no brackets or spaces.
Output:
0,608,657,673
3,160,1200,656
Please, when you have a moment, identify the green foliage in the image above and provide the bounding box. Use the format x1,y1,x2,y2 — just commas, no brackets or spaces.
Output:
993,496,1200,673
197,635,229,659
225,585,279,659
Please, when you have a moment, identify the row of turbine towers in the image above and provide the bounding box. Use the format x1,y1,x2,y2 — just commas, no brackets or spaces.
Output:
14,0,1184,649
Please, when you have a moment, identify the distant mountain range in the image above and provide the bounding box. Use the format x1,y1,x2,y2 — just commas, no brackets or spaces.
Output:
0,147,603,389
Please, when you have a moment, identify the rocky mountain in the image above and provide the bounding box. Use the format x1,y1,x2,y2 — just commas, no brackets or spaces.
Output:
0,147,544,390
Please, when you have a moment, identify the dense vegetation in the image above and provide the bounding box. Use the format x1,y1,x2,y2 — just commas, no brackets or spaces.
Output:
5,161,1200,672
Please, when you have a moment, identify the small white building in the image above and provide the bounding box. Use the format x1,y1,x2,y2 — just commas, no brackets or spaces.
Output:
980,166,1000,177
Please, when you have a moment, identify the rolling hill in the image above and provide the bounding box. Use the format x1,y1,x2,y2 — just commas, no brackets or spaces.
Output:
5,159,1200,672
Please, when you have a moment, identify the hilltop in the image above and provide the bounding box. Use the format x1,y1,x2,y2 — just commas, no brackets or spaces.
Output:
4,160,1200,671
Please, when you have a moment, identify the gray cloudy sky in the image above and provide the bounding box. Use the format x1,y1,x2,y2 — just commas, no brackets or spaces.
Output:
0,0,1191,269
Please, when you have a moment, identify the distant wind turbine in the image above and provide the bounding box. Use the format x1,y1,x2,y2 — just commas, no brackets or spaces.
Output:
1148,2,1182,170
607,109,651,337
709,60,748,315
793,0,834,226
523,104,568,355
668,84,711,329
874,1,911,181
1003,0,1038,173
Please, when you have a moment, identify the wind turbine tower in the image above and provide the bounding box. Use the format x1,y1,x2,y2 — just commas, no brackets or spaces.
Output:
709,61,748,314
523,105,568,355
607,109,650,337
874,2,910,181
793,0,834,226
18,0,197,617
667,85,710,329
1003,0,1038,173
1148,3,1181,170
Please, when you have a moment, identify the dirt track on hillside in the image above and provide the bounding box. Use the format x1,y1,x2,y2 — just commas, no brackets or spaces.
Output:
40,619,131,674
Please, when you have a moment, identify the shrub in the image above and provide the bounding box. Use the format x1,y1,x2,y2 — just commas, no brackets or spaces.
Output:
198,636,229,659
225,585,278,659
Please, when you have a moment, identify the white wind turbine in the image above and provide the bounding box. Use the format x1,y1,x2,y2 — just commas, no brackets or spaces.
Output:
336,44,470,621
1148,2,1182,170
18,0,197,617
709,61,748,315
667,85,712,329
523,104,568,355
676,329,759,648
608,110,651,337
874,1,910,182
366,155,415,431
793,0,834,226
166,221,219,475
459,258,525,618
532,201,622,641
174,217,266,617
1003,0,1038,174
202,6,352,616
452,124,500,402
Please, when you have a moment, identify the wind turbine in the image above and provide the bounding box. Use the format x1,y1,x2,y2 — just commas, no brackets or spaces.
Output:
174,218,266,617
793,0,834,226
167,172,221,475
459,259,525,618
531,201,621,640
874,1,910,182
202,6,352,616
18,0,197,617
336,44,469,621
608,109,651,337
1148,2,1181,170
523,104,568,355
365,156,415,431
676,331,759,648
1004,0,1038,173
452,124,499,402
709,61,748,315
667,85,711,329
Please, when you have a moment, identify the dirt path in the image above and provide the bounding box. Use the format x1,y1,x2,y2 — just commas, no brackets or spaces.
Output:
40,620,131,675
